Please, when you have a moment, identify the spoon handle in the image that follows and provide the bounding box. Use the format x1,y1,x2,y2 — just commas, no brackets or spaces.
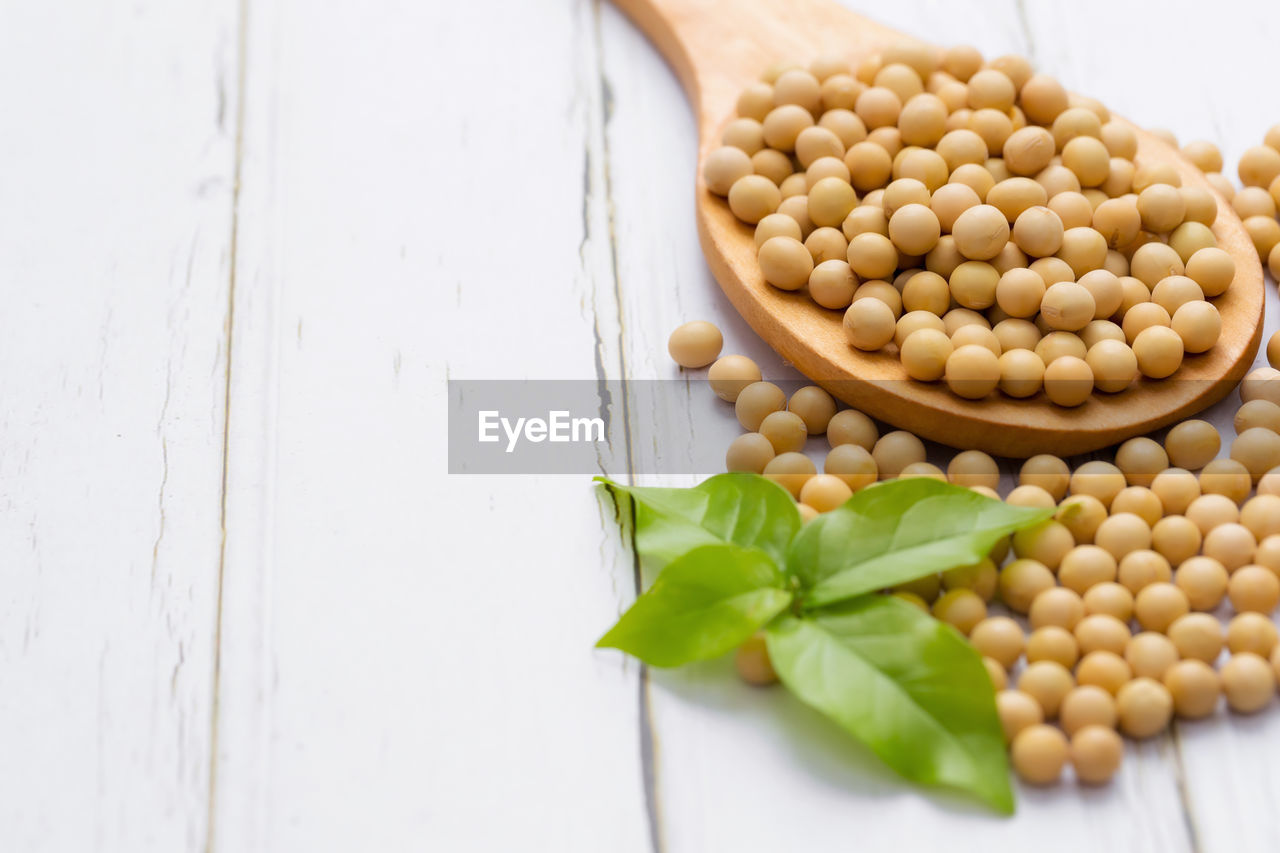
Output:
611,0,794,134
610,0,890,143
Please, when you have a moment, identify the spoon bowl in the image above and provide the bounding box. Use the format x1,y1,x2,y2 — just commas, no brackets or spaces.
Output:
614,0,1264,456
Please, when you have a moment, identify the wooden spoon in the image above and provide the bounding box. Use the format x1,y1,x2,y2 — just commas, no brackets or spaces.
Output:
612,0,1264,457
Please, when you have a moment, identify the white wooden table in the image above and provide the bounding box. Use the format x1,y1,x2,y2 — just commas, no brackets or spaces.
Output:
4,0,1280,850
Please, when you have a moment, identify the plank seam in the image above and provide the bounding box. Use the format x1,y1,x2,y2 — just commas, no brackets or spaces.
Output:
588,1,663,850
1012,0,1039,64
205,0,252,849
1170,724,1204,853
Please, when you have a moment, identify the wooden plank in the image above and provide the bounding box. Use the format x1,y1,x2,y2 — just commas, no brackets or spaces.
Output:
0,1,239,850
1017,4,1280,850
597,0,1200,848
208,0,653,850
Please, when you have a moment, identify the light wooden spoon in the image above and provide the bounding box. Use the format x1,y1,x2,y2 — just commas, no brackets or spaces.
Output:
613,0,1264,457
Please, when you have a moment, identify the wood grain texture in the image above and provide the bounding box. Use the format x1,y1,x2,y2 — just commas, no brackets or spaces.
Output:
0,1,240,850
612,0,1265,457
207,1,653,850
3,1,1280,851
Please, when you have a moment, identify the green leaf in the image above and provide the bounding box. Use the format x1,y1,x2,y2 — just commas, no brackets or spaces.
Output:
596,473,801,568
789,478,1052,608
766,596,1013,813
597,543,791,667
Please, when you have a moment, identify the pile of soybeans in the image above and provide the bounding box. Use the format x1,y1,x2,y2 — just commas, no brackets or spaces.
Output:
668,303,1280,788
699,41,1277,406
